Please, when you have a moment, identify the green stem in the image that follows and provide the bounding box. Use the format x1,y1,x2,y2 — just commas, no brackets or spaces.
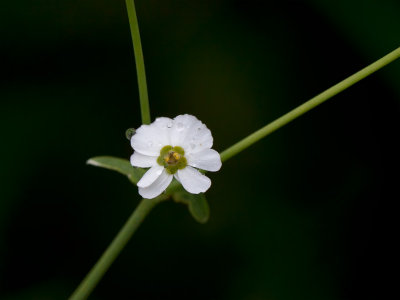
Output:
126,0,151,124
69,196,167,300
220,46,400,162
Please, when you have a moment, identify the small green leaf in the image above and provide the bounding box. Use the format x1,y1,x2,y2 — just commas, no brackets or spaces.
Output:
173,191,210,224
87,156,146,185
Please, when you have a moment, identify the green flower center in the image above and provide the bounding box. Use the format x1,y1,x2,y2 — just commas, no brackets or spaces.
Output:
157,145,187,174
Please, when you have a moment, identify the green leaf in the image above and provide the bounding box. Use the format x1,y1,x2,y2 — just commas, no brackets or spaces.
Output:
87,156,146,185
173,191,210,224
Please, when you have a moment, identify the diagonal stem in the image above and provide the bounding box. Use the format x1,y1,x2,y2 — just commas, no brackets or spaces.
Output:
69,196,167,300
220,46,400,162
126,0,151,124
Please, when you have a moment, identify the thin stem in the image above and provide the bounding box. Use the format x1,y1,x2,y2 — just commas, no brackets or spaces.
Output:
126,0,151,124
69,196,167,300
220,46,400,162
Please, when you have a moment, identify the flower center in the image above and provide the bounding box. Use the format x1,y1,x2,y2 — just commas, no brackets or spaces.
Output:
157,145,187,174
164,151,181,165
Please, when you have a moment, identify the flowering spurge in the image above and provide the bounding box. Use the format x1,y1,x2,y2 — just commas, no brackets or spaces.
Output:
130,114,222,199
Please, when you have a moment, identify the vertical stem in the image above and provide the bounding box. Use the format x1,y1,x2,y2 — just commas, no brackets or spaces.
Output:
220,46,400,162
125,0,151,124
69,197,166,300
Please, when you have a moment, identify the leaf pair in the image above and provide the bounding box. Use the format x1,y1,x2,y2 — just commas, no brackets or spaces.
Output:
87,156,210,223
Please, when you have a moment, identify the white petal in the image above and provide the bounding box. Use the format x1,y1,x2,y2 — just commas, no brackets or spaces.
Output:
131,123,169,156
153,117,173,128
137,165,164,188
184,132,213,154
130,152,157,168
152,117,174,144
177,166,211,194
187,149,222,172
170,114,197,146
174,173,181,183
139,169,173,199
170,114,213,153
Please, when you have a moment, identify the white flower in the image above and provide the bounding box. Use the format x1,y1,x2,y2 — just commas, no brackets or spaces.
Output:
130,114,222,199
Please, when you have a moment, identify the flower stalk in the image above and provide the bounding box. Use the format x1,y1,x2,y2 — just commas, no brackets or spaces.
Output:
69,195,168,300
126,0,151,124
220,46,400,162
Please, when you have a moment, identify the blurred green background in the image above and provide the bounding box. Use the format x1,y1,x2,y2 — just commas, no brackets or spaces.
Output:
1,0,399,299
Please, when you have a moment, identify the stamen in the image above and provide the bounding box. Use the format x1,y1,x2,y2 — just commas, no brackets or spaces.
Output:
164,151,181,165
157,145,187,173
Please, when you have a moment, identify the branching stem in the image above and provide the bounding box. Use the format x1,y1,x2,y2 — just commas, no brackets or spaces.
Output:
69,196,167,300
220,46,400,162
126,0,151,124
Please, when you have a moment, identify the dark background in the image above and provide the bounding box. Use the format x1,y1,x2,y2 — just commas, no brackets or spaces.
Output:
1,0,399,299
